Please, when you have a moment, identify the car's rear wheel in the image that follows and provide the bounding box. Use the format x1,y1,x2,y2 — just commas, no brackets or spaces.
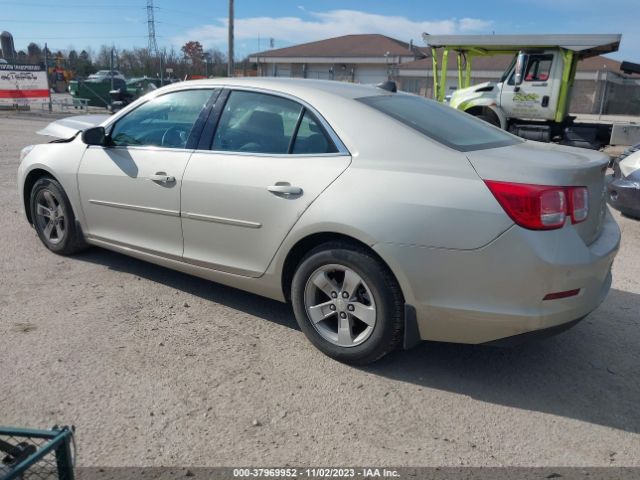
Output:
30,177,87,255
291,242,404,364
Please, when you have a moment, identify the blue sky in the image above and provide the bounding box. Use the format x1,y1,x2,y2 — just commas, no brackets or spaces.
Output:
1,0,638,61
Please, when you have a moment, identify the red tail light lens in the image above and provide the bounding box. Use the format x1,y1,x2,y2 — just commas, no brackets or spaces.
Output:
485,181,589,230
539,189,566,227
569,187,589,223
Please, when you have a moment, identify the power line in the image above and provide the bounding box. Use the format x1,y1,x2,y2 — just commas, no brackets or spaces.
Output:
0,1,136,7
155,6,209,20
12,35,153,40
2,19,140,24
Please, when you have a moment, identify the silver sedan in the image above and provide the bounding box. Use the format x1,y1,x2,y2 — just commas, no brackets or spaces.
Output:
17,78,620,364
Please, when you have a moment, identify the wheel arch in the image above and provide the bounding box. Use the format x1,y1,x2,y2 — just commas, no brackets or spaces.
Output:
23,167,58,224
280,231,406,305
465,105,507,130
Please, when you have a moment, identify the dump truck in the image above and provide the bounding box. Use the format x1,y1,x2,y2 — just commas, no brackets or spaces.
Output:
424,34,640,149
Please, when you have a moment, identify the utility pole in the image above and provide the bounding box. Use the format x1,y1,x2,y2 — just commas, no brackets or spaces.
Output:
109,47,113,90
227,0,234,77
44,42,52,112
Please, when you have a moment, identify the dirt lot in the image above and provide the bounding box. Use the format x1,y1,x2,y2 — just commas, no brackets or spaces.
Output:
1,113,639,467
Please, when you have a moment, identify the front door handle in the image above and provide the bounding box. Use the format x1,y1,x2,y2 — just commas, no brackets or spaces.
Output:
267,184,303,196
150,172,175,184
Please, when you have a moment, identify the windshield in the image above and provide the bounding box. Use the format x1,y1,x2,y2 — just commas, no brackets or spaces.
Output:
358,94,521,152
500,55,517,83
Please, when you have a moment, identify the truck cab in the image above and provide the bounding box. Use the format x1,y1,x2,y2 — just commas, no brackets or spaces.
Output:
449,49,563,125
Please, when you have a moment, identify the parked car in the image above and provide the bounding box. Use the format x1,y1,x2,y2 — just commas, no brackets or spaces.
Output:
607,145,640,219
18,78,620,364
87,70,126,82
109,77,160,113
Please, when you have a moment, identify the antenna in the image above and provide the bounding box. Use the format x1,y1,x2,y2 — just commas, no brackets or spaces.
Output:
147,0,158,56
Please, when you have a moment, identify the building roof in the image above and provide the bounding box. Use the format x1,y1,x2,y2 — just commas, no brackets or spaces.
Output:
251,34,419,58
397,54,626,73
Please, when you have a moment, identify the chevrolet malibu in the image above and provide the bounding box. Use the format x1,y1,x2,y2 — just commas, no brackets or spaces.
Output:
17,78,620,364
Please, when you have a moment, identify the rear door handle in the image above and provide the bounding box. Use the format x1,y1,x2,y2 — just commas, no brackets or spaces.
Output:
267,184,303,196
150,172,175,184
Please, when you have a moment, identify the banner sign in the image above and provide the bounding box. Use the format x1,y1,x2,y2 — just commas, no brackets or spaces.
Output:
0,63,50,106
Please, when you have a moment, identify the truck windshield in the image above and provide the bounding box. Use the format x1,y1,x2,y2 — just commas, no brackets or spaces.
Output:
500,55,517,83
357,94,522,152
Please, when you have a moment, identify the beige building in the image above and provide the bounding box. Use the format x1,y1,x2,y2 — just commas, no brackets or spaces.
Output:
249,33,640,115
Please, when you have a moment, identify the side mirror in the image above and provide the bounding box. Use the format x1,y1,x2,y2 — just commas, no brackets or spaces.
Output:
514,51,527,86
81,126,107,146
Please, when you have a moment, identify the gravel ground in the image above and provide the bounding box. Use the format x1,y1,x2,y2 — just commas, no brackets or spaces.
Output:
1,114,639,467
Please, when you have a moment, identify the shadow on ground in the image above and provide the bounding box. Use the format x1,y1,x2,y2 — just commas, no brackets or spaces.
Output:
76,247,298,331
78,247,640,434
367,288,640,434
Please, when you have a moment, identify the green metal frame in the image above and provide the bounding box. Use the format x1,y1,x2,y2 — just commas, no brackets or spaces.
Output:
430,46,520,102
555,49,577,122
430,45,579,120
0,426,74,480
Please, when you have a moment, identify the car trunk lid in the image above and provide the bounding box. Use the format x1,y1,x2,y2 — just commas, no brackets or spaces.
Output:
466,140,609,245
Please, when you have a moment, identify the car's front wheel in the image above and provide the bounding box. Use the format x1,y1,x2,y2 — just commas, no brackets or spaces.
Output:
30,177,87,255
291,242,404,364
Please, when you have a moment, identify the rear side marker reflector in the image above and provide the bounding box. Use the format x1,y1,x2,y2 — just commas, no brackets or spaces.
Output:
543,289,581,301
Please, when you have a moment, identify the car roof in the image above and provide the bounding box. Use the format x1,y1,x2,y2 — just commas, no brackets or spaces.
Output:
162,77,389,101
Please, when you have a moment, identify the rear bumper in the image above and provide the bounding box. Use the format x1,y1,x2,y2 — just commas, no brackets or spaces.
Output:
606,174,640,218
483,315,586,346
375,209,620,344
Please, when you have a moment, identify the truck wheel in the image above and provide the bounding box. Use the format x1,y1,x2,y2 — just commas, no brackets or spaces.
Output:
476,114,500,127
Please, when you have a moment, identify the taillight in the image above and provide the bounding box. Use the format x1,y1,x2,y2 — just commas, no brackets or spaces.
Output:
569,187,589,223
484,181,589,230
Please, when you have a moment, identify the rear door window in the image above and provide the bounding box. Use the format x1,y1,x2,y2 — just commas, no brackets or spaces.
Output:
292,110,337,154
212,90,338,155
212,91,301,154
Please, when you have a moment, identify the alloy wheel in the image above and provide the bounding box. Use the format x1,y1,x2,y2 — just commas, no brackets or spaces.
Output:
34,189,66,245
303,264,377,347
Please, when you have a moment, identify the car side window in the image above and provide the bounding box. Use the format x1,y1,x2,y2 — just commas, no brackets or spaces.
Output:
110,89,213,149
212,91,303,154
292,110,337,154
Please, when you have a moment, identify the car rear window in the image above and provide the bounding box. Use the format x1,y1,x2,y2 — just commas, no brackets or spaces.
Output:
357,94,522,152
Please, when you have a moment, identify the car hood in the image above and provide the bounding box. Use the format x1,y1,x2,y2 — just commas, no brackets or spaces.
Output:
37,114,110,139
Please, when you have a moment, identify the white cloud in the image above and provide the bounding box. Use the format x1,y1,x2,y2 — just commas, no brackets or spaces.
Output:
459,17,493,32
171,9,493,50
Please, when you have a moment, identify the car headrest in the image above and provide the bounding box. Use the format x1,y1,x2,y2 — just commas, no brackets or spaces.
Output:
247,110,284,137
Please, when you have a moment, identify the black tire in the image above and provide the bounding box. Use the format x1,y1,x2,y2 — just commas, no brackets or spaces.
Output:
29,177,87,255
290,241,404,365
621,209,640,221
476,114,500,127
